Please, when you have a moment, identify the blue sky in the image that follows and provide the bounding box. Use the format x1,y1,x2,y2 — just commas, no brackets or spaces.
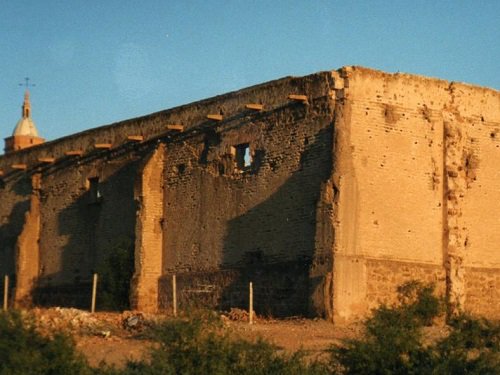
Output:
1,0,499,144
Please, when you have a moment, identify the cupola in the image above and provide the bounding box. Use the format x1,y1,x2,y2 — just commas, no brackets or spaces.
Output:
4,88,45,153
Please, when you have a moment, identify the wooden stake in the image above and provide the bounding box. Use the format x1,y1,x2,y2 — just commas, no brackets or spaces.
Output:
3,275,8,311
249,282,254,325
91,273,98,313
172,274,177,317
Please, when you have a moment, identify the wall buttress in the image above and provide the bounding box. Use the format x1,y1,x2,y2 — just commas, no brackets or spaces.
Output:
130,145,165,312
14,173,41,306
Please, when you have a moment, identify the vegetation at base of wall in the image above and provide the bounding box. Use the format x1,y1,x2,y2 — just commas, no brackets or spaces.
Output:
329,281,500,374
109,310,327,375
96,237,135,311
0,310,91,375
1,281,499,374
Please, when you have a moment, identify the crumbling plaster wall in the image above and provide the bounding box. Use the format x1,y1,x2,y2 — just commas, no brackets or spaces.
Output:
0,71,338,315
0,74,331,175
332,67,500,322
14,173,41,305
31,150,140,307
131,145,165,312
159,79,336,317
0,66,498,320
456,84,500,318
0,175,31,282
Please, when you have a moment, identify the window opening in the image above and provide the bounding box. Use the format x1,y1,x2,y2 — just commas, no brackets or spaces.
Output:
233,143,252,170
87,177,102,204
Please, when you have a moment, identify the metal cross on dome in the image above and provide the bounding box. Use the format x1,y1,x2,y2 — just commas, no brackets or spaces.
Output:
19,77,36,89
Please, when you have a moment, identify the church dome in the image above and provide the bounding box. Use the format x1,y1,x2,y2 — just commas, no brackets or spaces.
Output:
12,117,39,137
4,84,45,153
12,89,41,137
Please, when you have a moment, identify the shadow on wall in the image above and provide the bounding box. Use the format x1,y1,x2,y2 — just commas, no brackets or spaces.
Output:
161,126,333,318
32,162,138,310
0,178,32,298
220,127,333,317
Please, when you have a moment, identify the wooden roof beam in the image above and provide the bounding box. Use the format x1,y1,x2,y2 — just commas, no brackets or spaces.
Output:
245,103,264,111
167,124,184,132
65,150,84,157
127,135,144,142
11,164,27,170
38,157,55,164
95,143,113,149
207,114,223,121
288,94,308,103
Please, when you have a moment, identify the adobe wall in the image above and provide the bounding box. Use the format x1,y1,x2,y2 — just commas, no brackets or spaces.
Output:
0,175,31,284
0,74,332,176
332,66,500,322
32,149,141,307
1,66,498,320
158,89,335,317
0,71,338,314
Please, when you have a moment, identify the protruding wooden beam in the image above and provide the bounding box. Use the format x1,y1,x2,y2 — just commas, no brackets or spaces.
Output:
207,114,223,121
288,94,308,103
167,124,184,132
127,135,144,142
0,169,4,177
95,143,112,149
245,103,264,111
11,164,27,170
65,150,84,157
38,157,55,164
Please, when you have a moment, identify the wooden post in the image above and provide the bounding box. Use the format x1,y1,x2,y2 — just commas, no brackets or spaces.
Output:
3,275,8,311
172,274,177,317
249,282,254,324
91,273,98,313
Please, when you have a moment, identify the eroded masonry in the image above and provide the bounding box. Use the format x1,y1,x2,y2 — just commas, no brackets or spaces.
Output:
1,67,499,322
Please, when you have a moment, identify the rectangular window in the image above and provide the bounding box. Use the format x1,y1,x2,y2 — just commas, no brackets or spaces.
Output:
233,143,252,171
87,177,102,204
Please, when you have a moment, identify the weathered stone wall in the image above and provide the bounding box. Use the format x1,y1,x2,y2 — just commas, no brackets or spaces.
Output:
159,84,335,317
31,149,141,307
0,72,338,314
0,66,498,320
332,67,500,322
0,175,31,282
0,75,331,176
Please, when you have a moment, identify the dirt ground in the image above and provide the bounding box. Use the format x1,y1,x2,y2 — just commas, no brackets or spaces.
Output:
28,307,362,369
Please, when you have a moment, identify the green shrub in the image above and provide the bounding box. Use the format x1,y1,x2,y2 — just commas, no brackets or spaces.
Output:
120,311,327,375
432,315,500,374
329,281,500,375
0,310,92,375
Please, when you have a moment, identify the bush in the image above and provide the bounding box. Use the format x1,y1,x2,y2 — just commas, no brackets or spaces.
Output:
329,281,500,374
120,311,327,375
0,310,92,375
433,315,500,373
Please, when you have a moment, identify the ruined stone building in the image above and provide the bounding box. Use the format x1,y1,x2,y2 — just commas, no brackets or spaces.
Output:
1,67,499,323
